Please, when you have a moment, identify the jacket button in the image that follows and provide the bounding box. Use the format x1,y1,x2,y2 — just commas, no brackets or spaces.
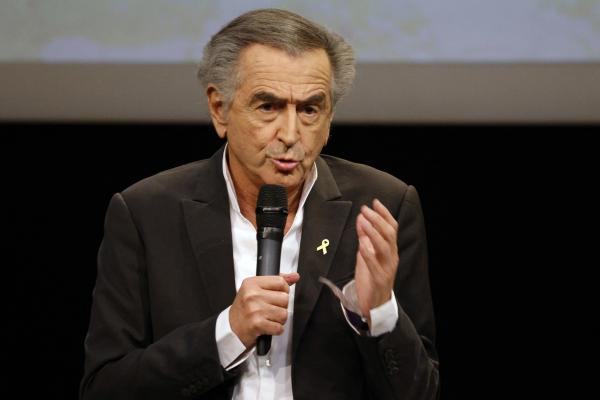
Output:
181,388,191,397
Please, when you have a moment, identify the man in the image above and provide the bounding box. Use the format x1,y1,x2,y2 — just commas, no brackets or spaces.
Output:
80,8,439,400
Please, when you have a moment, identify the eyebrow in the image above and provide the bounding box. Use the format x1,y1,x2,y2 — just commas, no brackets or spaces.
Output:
250,91,327,107
298,93,327,107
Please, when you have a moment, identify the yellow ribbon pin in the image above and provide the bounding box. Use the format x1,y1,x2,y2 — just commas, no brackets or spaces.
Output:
317,239,330,255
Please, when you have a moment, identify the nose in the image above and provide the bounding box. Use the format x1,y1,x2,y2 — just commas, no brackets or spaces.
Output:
277,104,300,147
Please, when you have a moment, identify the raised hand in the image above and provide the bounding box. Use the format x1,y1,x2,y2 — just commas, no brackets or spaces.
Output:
354,199,399,320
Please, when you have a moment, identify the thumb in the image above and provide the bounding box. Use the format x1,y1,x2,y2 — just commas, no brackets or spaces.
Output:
280,272,300,286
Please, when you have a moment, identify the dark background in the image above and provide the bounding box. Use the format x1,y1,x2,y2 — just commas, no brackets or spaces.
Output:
4,123,597,399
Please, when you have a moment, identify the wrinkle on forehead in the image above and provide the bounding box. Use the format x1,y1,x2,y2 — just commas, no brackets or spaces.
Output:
250,83,328,105
236,44,332,104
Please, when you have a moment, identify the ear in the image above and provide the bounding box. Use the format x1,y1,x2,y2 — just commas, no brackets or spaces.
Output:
206,85,228,139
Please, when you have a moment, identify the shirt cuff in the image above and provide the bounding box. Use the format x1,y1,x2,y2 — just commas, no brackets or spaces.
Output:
215,306,250,370
341,280,399,337
368,290,399,336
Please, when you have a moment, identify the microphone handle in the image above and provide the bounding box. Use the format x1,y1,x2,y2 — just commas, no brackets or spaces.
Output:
257,335,272,356
256,230,283,355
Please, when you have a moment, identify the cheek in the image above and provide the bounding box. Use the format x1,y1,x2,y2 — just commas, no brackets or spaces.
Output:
230,116,273,150
303,123,329,153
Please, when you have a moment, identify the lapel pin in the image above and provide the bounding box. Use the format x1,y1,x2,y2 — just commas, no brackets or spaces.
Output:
317,239,330,255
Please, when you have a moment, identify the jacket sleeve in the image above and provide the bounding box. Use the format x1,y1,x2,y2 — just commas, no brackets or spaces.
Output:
80,193,238,400
355,185,440,400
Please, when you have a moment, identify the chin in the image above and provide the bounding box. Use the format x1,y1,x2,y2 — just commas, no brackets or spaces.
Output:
271,174,302,189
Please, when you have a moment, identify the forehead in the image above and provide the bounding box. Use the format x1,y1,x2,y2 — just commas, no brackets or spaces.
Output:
236,44,332,99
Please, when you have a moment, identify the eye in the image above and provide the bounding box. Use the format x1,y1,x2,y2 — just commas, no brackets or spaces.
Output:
258,103,275,112
302,105,318,115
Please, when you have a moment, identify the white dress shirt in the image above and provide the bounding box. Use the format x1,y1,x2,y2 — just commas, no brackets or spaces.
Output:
215,149,398,399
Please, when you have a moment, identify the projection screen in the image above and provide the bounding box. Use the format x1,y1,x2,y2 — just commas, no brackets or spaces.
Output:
1,0,599,123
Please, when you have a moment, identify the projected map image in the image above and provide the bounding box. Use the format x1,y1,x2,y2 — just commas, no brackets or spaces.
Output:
1,0,599,62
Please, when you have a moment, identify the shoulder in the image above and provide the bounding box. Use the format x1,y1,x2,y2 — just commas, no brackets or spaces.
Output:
121,159,210,202
318,154,424,223
320,154,409,197
103,157,219,229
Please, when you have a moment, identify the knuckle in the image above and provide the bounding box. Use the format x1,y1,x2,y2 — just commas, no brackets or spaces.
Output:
385,223,396,236
240,277,252,288
279,277,289,292
246,301,260,314
241,290,254,303
250,313,263,329
279,309,288,322
272,323,284,335
282,293,289,306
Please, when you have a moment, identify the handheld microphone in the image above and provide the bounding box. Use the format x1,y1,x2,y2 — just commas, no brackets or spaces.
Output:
255,184,288,356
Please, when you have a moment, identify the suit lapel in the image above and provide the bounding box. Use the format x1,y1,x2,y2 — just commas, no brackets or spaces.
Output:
182,146,237,315
292,157,352,358
180,149,353,350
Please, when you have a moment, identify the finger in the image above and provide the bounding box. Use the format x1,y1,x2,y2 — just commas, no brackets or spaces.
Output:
247,305,288,335
260,303,289,325
261,319,286,336
373,198,398,230
361,204,396,244
248,309,287,337
258,290,290,308
358,213,399,277
357,213,392,261
358,233,385,276
358,235,374,260
357,214,376,251
237,288,288,314
356,211,367,237
254,275,290,293
280,272,300,286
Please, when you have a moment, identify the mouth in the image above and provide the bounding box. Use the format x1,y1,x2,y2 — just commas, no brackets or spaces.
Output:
271,158,300,172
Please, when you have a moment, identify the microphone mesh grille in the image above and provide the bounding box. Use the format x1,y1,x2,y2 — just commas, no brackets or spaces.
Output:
256,185,288,229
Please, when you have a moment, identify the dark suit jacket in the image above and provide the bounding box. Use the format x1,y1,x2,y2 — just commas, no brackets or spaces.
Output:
80,146,439,399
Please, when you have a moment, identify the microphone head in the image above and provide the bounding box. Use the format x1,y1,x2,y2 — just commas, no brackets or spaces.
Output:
256,184,288,230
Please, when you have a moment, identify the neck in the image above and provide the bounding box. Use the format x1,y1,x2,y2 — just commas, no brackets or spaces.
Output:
234,182,302,234
225,148,308,233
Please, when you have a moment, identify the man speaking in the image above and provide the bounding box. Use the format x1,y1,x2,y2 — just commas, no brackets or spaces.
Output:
80,8,439,399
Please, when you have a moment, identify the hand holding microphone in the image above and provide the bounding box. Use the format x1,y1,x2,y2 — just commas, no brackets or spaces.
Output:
229,185,298,354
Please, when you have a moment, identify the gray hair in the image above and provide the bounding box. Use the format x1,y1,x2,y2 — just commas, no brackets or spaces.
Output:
197,8,355,109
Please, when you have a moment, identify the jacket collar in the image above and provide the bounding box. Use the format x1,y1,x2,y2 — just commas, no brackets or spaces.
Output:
182,145,237,314
182,147,353,357
292,156,352,358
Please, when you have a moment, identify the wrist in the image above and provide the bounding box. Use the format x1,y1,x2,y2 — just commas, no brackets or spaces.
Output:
373,291,392,309
229,308,254,349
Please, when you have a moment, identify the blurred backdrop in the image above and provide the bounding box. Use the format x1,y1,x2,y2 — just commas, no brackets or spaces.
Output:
2,1,598,399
